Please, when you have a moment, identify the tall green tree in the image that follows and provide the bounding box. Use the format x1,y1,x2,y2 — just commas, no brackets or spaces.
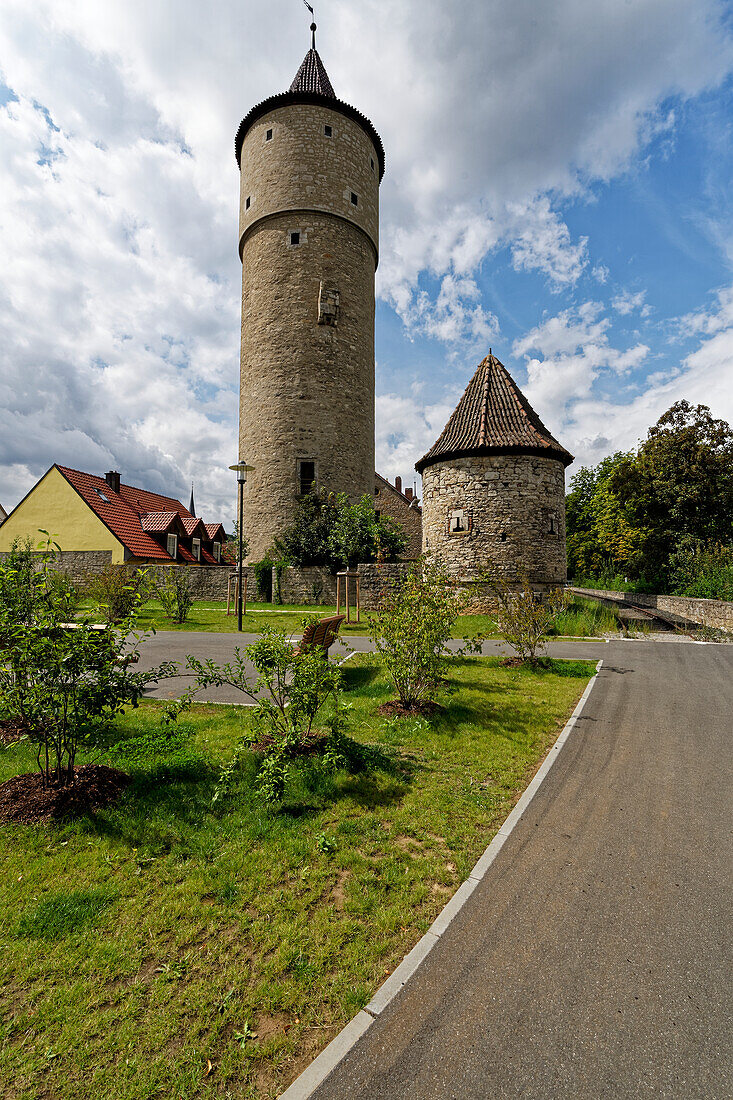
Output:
609,401,733,582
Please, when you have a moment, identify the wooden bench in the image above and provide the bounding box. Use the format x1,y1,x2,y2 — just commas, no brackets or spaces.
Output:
294,615,345,658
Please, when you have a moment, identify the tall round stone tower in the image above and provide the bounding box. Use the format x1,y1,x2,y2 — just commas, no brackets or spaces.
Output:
235,27,384,561
416,352,573,590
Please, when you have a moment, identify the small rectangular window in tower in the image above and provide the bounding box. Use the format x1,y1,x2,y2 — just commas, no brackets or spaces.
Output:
289,231,301,246
245,195,251,210
370,157,375,171
549,515,557,534
265,128,273,141
324,124,332,137
297,459,317,497
350,192,358,206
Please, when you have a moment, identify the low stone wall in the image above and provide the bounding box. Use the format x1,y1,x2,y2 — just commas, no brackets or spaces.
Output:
570,587,733,633
274,562,412,610
147,564,255,601
277,566,338,606
0,549,115,584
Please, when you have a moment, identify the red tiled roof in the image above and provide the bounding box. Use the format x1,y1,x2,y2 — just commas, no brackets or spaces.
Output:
181,516,206,537
55,466,227,563
416,353,573,473
205,522,225,541
140,512,182,534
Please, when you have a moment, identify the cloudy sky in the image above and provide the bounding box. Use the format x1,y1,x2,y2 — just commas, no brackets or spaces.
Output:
1,0,732,525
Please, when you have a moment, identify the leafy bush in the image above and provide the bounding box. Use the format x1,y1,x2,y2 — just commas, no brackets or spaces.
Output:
669,542,733,602
369,561,467,709
85,564,149,623
490,575,567,665
156,567,194,623
183,624,346,803
0,537,36,623
252,555,274,601
0,549,173,788
274,489,406,571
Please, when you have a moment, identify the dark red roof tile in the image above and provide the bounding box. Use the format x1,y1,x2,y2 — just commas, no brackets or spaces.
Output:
416,353,573,472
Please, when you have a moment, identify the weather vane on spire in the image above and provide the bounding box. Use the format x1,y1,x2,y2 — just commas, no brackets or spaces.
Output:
302,0,317,48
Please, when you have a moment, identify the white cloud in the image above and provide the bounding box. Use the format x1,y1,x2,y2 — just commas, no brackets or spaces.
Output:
612,289,648,316
0,0,732,514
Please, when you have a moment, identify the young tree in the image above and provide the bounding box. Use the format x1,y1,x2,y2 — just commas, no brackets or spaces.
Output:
369,561,465,710
156,567,194,624
184,624,346,803
274,489,406,571
490,575,567,666
0,551,172,788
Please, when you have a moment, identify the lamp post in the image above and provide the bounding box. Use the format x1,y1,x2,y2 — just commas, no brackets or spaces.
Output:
229,461,254,632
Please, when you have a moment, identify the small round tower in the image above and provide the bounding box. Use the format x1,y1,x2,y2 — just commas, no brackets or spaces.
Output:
416,353,573,590
235,28,384,560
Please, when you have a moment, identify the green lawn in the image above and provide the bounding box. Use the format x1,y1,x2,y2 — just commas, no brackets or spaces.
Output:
0,655,595,1100
129,599,501,640
126,595,619,640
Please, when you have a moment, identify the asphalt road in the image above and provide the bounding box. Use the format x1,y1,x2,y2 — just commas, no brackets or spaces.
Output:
305,639,733,1100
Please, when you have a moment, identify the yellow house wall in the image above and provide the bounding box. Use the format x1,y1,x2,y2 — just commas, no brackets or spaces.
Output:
0,468,126,562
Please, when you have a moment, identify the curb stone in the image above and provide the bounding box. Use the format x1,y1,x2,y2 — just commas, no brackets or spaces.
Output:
278,658,605,1099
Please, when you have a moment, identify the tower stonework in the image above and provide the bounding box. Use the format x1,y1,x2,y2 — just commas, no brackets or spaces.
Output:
416,353,573,590
235,39,384,561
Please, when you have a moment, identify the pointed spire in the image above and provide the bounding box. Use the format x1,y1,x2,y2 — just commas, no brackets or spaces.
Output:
289,33,336,97
415,352,573,472
188,483,196,517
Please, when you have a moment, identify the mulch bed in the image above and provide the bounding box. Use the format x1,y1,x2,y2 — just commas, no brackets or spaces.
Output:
377,700,443,718
0,765,130,826
0,718,29,745
250,731,329,758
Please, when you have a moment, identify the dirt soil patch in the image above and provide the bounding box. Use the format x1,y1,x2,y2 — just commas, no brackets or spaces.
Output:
0,718,28,745
0,765,130,826
377,700,444,718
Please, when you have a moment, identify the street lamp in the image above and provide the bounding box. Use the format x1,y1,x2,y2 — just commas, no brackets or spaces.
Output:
229,461,254,632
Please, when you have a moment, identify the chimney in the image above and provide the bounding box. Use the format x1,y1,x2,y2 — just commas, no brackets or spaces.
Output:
105,471,121,494
405,487,413,500
395,475,402,493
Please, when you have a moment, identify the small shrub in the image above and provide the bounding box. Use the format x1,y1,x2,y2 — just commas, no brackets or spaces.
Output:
490,574,567,665
156,568,194,623
182,624,347,803
369,561,470,709
252,555,274,601
0,549,174,788
85,565,149,623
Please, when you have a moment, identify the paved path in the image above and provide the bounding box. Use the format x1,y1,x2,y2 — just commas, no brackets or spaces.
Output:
305,639,732,1100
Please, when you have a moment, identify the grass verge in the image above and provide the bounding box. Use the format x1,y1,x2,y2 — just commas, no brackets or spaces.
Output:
0,655,594,1099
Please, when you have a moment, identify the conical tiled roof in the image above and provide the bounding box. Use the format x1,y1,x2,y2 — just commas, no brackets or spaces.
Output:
289,48,336,97
416,353,573,472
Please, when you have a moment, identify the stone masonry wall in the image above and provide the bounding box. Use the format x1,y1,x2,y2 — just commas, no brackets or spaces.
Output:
570,587,733,633
421,454,567,588
278,566,338,606
374,475,422,559
238,100,379,563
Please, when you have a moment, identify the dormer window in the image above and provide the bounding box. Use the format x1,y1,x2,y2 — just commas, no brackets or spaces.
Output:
192,537,201,561
167,533,178,559
213,541,222,562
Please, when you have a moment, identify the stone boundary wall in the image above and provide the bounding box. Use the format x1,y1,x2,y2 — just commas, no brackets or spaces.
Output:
0,549,114,584
277,566,338,606
276,562,412,610
570,587,733,633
